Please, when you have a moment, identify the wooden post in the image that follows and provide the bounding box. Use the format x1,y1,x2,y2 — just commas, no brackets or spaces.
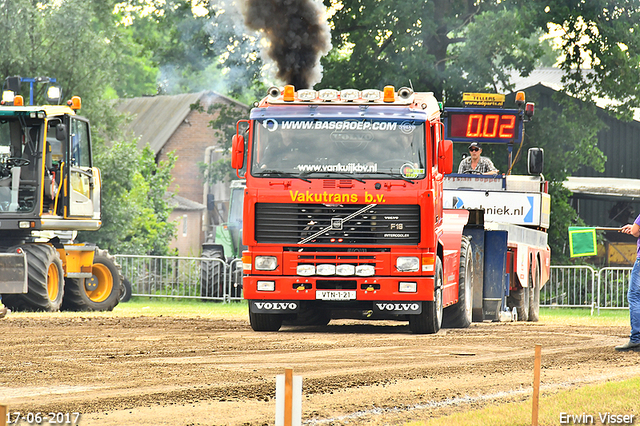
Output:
284,367,293,426
0,404,7,426
532,344,541,426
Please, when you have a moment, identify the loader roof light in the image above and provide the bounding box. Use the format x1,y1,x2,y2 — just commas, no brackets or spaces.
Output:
297,89,317,101
67,96,81,110
318,89,338,101
383,85,396,103
13,95,24,106
45,85,62,104
283,85,295,102
1,90,15,104
515,91,526,104
268,86,281,100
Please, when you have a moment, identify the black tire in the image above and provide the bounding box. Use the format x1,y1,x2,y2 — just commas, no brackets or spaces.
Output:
201,248,224,299
61,250,121,311
443,236,473,328
120,278,132,303
409,257,443,334
528,260,541,322
2,244,64,312
508,282,530,322
229,260,243,298
249,307,283,332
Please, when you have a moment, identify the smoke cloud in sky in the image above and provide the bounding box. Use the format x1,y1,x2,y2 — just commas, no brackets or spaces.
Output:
240,0,332,89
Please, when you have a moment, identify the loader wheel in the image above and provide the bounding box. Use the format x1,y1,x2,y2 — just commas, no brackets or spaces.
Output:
2,244,64,312
528,261,541,322
409,257,443,334
200,248,224,299
249,308,283,332
120,278,132,303
62,251,120,311
443,236,473,328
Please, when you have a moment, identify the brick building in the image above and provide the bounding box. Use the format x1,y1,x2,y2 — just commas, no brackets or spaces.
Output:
115,92,248,255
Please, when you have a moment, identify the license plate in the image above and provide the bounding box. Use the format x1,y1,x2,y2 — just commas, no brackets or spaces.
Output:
316,290,357,301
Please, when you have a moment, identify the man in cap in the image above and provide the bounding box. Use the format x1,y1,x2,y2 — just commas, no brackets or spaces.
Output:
458,142,499,175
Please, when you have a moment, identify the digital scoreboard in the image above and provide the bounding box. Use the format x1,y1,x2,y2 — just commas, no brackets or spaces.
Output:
445,108,523,144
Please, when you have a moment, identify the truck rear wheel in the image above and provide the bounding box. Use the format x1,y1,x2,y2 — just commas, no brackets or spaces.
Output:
508,284,530,321
62,250,121,311
528,261,541,322
409,257,443,334
443,237,473,328
2,244,64,312
249,308,283,332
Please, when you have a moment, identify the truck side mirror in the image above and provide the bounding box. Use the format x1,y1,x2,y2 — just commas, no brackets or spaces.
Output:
438,139,453,174
56,123,67,141
528,148,544,174
231,134,245,170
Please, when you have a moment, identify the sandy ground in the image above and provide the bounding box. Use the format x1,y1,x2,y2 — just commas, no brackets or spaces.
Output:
0,313,638,426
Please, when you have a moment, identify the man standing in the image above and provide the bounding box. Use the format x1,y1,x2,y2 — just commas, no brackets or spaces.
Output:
458,142,499,175
617,217,640,351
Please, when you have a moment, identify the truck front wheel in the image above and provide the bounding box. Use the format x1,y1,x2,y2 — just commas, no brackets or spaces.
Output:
409,257,443,334
249,308,283,332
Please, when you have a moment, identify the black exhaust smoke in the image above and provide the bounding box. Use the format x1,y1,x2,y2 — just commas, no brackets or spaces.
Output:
241,0,332,89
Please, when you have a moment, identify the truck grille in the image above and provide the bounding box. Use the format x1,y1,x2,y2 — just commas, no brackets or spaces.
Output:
255,203,420,245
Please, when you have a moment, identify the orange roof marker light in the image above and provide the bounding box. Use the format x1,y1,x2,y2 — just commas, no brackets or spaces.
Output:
383,85,395,103
67,96,81,110
13,95,24,106
515,91,526,107
283,85,295,102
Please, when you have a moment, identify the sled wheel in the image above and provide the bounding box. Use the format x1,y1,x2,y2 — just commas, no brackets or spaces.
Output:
62,250,120,311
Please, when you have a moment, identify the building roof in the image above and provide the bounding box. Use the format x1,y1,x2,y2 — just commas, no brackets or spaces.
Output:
564,177,640,202
114,91,246,155
506,67,640,122
168,194,206,211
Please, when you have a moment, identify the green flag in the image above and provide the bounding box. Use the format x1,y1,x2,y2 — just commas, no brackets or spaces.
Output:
568,227,597,257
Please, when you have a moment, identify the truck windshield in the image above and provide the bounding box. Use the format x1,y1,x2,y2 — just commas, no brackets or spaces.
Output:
251,119,426,180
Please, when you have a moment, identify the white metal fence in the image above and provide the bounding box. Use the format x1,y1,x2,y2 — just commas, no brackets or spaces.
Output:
544,265,631,312
115,254,243,302
114,255,632,311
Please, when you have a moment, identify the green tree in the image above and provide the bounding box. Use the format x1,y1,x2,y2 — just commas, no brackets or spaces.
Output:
0,0,176,255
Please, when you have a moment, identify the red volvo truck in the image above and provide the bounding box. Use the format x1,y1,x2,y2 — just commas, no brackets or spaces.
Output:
230,86,549,333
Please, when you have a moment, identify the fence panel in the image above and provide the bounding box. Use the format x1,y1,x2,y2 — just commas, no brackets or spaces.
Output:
543,265,596,308
598,267,631,310
116,255,242,302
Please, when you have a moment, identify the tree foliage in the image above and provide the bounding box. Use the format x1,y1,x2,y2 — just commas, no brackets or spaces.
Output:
0,0,175,255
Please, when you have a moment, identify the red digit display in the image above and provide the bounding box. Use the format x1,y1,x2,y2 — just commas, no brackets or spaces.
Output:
449,112,517,140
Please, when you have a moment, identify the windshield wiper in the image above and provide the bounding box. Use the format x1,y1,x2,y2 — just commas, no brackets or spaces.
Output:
256,170,311,183
367,172,416,184
303,171,366,183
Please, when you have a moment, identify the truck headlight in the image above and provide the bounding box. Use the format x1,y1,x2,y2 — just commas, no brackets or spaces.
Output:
355,264,375,276
316,264,336,276
255,256,277,271
297,264,315,276
399,282,417,292
336,264,356,276
396,257,419,272
257,281,275,291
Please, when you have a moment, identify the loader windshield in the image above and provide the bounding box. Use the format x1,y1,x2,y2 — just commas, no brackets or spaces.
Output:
0,116,41,213
251,119,426,180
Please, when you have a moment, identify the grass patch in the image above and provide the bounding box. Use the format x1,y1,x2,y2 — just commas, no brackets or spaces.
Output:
408,377,640,426
540,307,629,327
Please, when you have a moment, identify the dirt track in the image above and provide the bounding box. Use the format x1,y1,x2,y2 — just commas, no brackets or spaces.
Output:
0,312,638,426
